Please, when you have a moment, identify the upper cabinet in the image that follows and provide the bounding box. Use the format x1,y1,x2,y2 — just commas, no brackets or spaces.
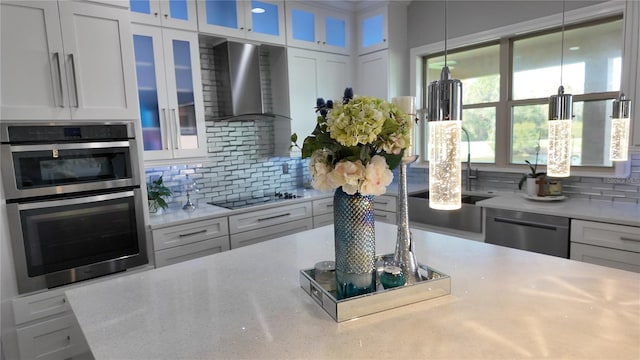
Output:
285,2,352,55
625,0,640,148
132,24,207,161
129,0,198,31
196,0,285,45
288,47,353,156
356,4,388,55
0,0,138,121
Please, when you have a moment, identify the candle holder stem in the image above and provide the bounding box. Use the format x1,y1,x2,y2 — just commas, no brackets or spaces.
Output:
393,155,421,284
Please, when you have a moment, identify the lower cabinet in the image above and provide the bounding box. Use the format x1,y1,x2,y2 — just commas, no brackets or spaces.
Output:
12,290,90,360
151,217,230,268
228,202,313,249
373,195,396,224
570,219,640,272
312,197,333,228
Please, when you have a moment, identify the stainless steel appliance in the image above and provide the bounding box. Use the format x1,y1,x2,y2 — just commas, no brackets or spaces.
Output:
1,122,148,294
485,208,569,258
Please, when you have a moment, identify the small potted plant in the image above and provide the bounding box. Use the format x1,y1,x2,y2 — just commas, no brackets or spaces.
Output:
518,134,545,197
147,176,172,214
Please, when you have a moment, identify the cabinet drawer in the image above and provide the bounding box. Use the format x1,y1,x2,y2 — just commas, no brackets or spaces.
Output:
16,313,88,360
312,197,333,216
571,242,640,273
374,209,396,224
13,291,70,326
155,236,230,267
228,202,312,234
230,218,313,249
152,217,229,251
374,195,396,212
313,213,334,228
571,220,640,253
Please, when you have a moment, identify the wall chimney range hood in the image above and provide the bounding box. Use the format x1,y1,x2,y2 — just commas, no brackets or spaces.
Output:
214,41,266,119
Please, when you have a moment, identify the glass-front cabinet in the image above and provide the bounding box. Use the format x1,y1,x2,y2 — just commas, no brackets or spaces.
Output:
285,2,351,55
129,0,197,31
357,5,388,55
196,0,285,45
132,24,206,162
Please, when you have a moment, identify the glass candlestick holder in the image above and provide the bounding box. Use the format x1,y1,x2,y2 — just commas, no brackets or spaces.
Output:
182,174,198,211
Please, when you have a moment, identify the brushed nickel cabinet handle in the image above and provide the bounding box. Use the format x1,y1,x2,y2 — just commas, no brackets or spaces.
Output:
53,52,64,107
68,54,79,108
258,213,291,222
179,229,207,238
171,108,179,149
620,236,640,242
161,108,169,150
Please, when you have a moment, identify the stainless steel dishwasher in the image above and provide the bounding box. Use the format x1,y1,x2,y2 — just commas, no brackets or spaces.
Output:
485,208,570,258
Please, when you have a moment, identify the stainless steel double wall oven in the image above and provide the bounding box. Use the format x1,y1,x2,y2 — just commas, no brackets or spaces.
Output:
1,122,148,294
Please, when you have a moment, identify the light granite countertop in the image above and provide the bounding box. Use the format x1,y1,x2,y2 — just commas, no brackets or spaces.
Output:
66,223,640,360
477,193,640,227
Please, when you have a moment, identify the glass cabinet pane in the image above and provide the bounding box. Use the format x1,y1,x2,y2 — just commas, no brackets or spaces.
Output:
362,14,383,48
168,0,189,20
205,0,238,28
325,16,345,47
172,40,198,150
133,35,163,151
291,8,315,42
130,0,152,15
251,0,279,36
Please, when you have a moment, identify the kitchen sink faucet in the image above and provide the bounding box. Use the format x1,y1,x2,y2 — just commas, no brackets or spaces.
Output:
462,127,478,191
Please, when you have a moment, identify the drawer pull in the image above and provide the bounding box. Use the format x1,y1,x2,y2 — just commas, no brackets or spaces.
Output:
620,236,640,242
62,298,66,303
178,229,207,238
67,335,71,342
257,212,291,222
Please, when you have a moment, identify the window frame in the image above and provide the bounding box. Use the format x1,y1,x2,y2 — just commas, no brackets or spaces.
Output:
410,1,628,177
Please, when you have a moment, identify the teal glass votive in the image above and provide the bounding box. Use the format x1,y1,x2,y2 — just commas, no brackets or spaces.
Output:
380,266,406,289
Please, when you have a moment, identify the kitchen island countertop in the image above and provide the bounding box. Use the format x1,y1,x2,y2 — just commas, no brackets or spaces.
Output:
66,223,640,359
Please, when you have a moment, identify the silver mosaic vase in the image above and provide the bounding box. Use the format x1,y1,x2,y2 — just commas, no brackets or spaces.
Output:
333,187,376,299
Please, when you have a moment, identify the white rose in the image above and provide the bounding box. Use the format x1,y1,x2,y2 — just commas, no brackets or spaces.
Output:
360,155,393,196
328,160,365,195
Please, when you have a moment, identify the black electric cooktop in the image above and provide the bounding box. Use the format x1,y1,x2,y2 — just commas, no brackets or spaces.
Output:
207,192,302,210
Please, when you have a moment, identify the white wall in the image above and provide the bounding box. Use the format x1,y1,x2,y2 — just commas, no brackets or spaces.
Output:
407,0,610,49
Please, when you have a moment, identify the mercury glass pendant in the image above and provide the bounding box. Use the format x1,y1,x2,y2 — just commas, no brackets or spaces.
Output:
428,66,462,210
610,94,631,161
547,86,573,177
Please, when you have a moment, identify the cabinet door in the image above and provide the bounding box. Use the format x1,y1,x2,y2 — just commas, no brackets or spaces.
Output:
58,1,138,120
357,5,388,55
319,53,352,102
357,50,389,100
155,236,230,267
286,3,350,54
130,0,198,31
160,28,207,159
244,0,286,45
196,0,244,37
132,24,174,160
0,1,71,121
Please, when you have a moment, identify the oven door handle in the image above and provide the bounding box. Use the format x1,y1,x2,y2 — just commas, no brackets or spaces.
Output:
18,191,135,210
9,141,132,152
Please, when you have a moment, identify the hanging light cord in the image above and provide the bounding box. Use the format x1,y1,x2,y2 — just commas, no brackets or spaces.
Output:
444,0,448,67
560,0,565,86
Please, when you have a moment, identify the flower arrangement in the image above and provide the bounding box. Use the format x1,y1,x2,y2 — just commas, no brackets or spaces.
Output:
518,132,546,190
291,88,411,196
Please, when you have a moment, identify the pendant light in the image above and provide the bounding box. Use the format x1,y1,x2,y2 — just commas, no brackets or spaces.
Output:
547,0,573,178
427,0,462,210
610,94,631,161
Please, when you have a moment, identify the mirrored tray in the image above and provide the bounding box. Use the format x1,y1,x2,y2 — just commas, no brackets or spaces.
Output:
299,254,451,322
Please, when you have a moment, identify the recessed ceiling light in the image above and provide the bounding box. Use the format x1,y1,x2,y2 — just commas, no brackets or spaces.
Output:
251,7,265,14
569,46,580,51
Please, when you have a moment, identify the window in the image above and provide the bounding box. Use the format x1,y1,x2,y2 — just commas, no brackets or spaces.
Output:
421,16,623,171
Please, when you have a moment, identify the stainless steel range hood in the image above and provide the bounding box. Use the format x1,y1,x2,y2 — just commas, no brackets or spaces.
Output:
214,41,264,118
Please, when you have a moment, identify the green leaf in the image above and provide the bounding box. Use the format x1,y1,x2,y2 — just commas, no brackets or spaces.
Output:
290,133,298,143
382,150,404,170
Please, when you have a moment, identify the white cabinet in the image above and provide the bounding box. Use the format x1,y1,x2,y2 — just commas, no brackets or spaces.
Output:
285,2,352,55
152,217,229,267
312,197,334,228
196,0,285,45
356,4,388,55
12,291,89,360
570,219,640,272
132,24,207,162
229,202,313,249
0,0,138,121
373,194,396,224
287,47,352,155
357,51,390,100
129,0,198,31
625,1,640,147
